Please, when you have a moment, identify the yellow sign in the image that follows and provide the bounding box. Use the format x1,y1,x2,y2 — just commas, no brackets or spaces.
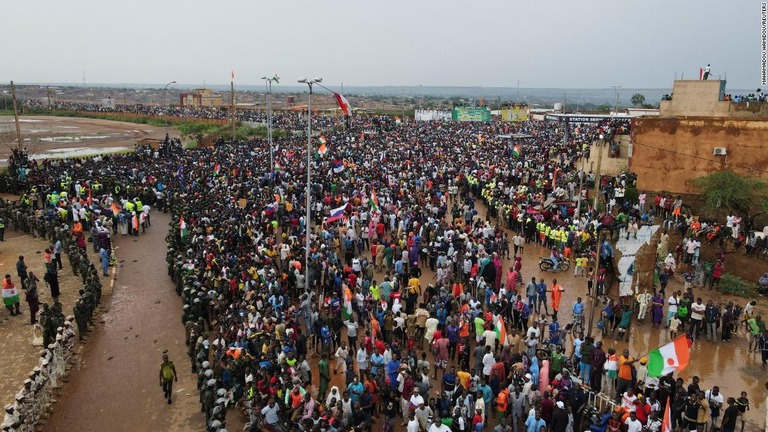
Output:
500,105,529,122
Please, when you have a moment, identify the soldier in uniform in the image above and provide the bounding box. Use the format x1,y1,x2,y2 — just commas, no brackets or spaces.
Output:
201,379,216,421
2,404,21,432
39,304,52,347
62,320,76,360
73,300,88,341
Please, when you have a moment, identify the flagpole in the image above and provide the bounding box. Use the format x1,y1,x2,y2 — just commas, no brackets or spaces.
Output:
230,77,236,141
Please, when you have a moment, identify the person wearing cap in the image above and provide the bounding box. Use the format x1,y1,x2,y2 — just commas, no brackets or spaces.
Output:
159,353,178,404
2,404,20,430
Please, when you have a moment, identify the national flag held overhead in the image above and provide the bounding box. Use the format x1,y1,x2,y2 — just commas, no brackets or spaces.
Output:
647,336,691,377
332,160,345,173
333,92,352,116
328,202,347,222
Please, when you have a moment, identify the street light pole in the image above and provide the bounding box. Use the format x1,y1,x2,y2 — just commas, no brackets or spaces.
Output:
402,85,406,121
610,85,622,114
163,80,176,137
298,77,322,294
261,75,278,188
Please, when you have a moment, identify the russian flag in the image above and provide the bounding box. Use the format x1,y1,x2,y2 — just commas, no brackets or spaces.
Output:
328,202,347,222
332,160,345,173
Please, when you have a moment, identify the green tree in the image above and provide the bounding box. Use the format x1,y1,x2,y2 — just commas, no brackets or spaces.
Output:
690,170,768,218
631,93,646,107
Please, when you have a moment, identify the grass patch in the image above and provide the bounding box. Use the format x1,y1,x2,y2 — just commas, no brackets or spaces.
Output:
719,273,758,297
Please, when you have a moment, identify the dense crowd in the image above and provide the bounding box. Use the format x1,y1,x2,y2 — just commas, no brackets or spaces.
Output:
0,110,762,432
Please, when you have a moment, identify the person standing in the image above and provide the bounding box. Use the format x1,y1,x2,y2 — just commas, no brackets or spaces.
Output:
16,256,28,290
703,64,711,80
2,275,21,316
159,353,178,404
24,271,40,325
53,239,63,270
318,353,331,400
99,247,110,277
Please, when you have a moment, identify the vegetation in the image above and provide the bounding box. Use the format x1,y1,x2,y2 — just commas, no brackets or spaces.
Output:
631,93,646,107
690,170,768,219
719,273,758,297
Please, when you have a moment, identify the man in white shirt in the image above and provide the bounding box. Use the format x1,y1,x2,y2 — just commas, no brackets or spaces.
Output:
483,327,498,352
408,387,425,412
482,346,495,378
666,294,678,327
624,411,643,432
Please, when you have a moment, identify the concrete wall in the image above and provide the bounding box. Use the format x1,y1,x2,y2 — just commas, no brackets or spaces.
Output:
631,117,768,194
659,80,730,117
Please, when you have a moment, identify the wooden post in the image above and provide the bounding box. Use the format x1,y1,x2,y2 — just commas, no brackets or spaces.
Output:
10,81,23,148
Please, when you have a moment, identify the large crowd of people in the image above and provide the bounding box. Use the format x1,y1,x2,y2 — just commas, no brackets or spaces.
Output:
0,109,763,432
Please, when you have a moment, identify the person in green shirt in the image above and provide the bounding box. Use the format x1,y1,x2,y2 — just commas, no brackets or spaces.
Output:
159,353,178,404
318,353,331,400
550,346,566,378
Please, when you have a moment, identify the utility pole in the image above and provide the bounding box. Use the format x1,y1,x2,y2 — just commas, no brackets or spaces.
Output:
10,81,23,148
586,133,607,337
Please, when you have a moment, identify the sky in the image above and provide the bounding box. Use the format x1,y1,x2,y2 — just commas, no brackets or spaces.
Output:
0,0,758,89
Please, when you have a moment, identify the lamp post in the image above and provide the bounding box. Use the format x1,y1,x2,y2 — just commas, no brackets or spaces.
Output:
163,81,176,137
610,85,622,115
298,77,322,294
261,75,279,188
402,85,406,121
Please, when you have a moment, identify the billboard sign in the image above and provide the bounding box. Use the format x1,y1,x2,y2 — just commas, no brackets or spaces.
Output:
452,107,491,122
500,105,529,122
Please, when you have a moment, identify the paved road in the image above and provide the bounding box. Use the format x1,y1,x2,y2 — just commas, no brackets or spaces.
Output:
44,212,203,432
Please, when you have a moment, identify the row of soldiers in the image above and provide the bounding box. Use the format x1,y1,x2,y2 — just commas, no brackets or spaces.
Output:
166,224,231,431
2,320,77,432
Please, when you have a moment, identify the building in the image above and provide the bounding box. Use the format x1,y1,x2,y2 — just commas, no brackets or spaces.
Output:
631,80,768,194
179,89,222,108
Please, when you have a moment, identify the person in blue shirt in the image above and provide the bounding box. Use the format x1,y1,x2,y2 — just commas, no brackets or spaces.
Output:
536,279,549,316
525,410,546,432
347,376,364,404
572,297,585,320
386,354,401,389
478,378,493,414
485,286,495,307
548,318,561,345
370,351,384,377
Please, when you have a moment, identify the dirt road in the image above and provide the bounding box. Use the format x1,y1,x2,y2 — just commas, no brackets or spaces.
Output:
43,212,203,432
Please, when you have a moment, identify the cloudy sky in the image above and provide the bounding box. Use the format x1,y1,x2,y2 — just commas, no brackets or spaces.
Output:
1,0,757,89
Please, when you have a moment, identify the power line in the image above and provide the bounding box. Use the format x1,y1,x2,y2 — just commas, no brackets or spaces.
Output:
633,141,768,176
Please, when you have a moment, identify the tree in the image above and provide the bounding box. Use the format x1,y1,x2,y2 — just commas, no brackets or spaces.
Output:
631,93,646,107
690,170,768,219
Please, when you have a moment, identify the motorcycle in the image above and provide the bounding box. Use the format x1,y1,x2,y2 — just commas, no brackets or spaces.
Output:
539,257,570,272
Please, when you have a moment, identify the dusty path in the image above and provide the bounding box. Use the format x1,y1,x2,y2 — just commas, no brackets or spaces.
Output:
43,212,202,432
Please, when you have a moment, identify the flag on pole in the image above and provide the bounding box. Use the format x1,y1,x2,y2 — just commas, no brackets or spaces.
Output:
213,163,221,176
647,335,691,377
132,214,139,231
333,92,352,116
328,202,347,222
512,145,521,158
111,202,121,215
395,117,402,125
274,162,282,172
699,68,703,80
231,69,235,81
271,74,280,84
87,188,93,206
180,215,188,240
318,136,328,157
495,316,509,346
661,396,672,432
368,188,379,212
